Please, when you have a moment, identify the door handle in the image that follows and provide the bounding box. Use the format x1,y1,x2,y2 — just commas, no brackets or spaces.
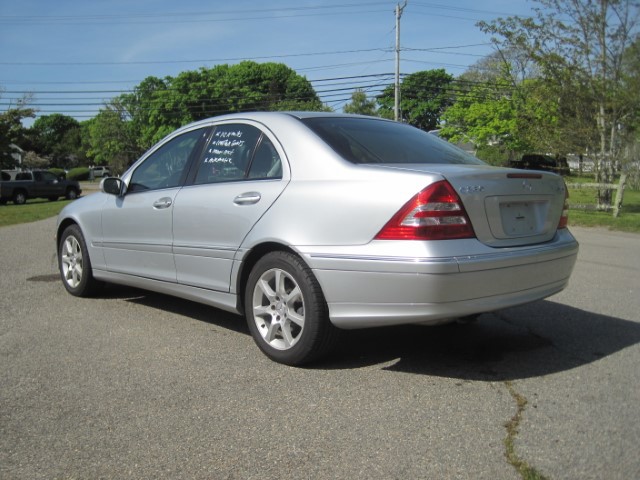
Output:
153,197,173,209
233,192,261,205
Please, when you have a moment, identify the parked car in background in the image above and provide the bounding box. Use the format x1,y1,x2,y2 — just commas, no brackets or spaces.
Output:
509,154,570,175
1,170,82,205
91,166,111,178
56,112,578,365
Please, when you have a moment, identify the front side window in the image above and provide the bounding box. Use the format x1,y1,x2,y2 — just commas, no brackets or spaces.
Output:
129,128,206,193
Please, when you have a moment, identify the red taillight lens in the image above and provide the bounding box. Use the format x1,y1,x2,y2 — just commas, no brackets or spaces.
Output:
558,185,569,229
375,180,475,240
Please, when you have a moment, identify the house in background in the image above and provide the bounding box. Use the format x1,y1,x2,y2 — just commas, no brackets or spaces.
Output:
9,144,24,167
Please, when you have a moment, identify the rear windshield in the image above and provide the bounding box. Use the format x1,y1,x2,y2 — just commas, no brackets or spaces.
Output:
301,117,484,165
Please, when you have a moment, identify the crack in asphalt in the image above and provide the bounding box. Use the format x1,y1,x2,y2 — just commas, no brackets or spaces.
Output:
503,381,549,480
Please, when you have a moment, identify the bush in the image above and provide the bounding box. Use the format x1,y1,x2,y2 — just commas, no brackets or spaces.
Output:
66,167,91,181
48,168,66,179
475,145,511,166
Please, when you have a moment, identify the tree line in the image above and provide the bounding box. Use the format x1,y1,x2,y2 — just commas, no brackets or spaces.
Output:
2,0,638,186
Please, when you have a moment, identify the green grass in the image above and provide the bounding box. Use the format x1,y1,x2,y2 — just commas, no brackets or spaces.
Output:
0,198,72,227
504,381,550,480
566,176,640,233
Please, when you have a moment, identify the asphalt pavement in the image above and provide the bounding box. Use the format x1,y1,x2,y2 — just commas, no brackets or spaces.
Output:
0,218,638,479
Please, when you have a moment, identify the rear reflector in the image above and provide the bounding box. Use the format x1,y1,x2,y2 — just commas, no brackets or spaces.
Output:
558,184,569,229
375,181,475,240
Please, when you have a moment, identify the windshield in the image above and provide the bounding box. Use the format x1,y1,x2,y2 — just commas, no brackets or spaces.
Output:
301,117,484,166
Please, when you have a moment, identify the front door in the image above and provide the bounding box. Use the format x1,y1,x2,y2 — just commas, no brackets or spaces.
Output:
101,127,208,282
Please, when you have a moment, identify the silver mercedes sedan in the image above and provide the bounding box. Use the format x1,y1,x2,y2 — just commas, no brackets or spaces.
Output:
56,112,578,365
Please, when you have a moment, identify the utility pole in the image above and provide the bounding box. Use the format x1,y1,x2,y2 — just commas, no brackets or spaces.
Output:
394,1,407,122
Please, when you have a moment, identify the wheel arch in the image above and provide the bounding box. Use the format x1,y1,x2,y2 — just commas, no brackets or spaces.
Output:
56,218,80,250
235,241,302,315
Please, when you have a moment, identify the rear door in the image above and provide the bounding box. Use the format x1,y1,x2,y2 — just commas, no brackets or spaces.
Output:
172,121,289,291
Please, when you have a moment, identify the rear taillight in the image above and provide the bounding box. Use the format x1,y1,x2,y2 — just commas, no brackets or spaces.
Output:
375,180,475,240
558,185,569,229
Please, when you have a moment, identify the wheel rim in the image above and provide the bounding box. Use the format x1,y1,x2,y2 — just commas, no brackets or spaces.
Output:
252,268,305,351
68,190,77,199
61,235,83,288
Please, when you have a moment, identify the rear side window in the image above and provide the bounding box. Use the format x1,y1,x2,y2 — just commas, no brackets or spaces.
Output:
194,123,282,184
301,117,484,165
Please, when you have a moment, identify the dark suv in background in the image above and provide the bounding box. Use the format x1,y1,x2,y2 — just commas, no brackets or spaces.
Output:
509,154,570,175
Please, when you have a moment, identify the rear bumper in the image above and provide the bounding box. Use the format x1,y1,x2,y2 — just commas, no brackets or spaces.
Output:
302,230,578,329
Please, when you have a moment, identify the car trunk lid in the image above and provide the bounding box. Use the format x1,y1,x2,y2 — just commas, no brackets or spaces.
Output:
373,164,567,247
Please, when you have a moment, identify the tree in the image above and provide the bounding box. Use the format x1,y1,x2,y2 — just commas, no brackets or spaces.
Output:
377,69,454,130
440,64,564,163
84,102,140,174
22,151,49,169
119,61,325,148
29,114,82,168
343,89,377,115
479,0,640,206
1,89,36,169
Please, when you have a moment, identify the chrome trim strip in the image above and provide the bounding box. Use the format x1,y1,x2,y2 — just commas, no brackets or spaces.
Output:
173,243,237,252
308,253,457,265
309,239,578,265
97,241,172,253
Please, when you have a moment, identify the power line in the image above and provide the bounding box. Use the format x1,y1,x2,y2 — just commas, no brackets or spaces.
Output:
0,48,392,66
0,7,391,26
0,2,392,21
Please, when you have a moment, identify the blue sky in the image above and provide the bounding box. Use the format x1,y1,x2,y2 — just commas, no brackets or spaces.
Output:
0,0,537,123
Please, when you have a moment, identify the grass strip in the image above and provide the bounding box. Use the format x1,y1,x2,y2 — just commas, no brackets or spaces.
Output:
0,199,72,228
504,381,550,480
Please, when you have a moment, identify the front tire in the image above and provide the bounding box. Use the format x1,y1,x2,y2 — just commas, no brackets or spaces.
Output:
58,224,102,296
245,251,338,366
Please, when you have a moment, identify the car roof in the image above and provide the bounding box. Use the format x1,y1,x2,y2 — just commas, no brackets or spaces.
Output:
180,111,393,131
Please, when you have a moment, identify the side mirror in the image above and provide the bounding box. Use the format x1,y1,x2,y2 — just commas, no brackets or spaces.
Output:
100,177,124,196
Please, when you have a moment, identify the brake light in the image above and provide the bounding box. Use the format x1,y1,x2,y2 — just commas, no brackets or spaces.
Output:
558,185,569,229
375,180,475,240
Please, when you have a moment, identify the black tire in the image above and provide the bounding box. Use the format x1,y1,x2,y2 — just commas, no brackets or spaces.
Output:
58,224,103,297
244,251,339,366
13,190,27,205
65,188,78,200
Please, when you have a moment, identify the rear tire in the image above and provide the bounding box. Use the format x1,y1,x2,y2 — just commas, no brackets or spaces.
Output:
58,224,103,297
65,188,78,200
13,191,27,205
245,251,338,366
